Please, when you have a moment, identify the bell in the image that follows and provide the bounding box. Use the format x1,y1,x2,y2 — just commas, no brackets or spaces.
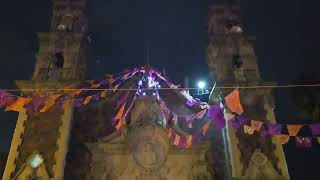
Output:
232,54,243,68
225,18,242,33
57,24,66,30
230,25,243,33
54,52,64,68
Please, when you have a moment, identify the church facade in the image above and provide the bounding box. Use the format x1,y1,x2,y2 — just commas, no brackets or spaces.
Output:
2,0,290,180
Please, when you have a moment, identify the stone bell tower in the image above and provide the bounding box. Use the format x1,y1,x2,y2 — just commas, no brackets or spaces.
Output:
2,0,89,179
207,1,290,179
33,0,89,81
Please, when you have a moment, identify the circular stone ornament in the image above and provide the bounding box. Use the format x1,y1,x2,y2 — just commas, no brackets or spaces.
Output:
128,126,169,170
133,140,167,170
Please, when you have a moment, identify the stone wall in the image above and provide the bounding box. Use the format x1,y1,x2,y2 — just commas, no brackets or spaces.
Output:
12,110,63,178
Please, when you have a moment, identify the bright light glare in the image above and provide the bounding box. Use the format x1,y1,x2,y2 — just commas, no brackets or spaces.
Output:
29,154,43,168
198,81,206,89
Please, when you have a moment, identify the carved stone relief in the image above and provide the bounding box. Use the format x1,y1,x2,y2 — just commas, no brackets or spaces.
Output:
86,97,213,180
133,141,166,170
245,149,282,180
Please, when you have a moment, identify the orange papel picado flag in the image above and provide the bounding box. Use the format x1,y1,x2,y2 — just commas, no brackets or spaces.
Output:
244,125,255,135
274,134,290,145
174,134,180,146
186,135,193,148
100,90,108,98
202,121,211,135
83,96,93,105
115,119,126,130
70,89,82,97
114,101,126,121
63,84,82,96
40,94,61,112
168,128,173,139
63,84,75,90
5,97,32,112
224,88,244,115
287,125,303,136
251,120,263,132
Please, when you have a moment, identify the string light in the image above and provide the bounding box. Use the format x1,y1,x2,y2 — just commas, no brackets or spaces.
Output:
135,71,162,97
1,83,320,93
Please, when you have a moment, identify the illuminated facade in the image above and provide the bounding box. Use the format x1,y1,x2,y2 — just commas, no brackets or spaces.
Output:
2,0,290,180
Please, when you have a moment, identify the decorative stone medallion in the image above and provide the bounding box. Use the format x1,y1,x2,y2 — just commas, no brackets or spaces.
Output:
128,126,169,171
133,140,167,170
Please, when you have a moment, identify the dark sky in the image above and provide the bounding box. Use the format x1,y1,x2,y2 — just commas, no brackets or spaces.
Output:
0,0,319,179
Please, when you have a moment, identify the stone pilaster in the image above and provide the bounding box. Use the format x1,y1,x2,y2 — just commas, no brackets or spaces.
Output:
52,101,74,180
225,119,243,177
2,110,28,180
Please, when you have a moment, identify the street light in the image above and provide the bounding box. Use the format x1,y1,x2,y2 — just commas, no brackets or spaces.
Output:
29,154,43,168
198,81,206,89
197,81,207,95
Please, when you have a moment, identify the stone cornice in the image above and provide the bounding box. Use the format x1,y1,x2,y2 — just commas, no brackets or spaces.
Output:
215,81,277,93
52,101,74,180
15,80,81,96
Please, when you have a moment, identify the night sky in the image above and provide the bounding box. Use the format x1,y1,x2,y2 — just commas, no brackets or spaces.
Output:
0,0,319,179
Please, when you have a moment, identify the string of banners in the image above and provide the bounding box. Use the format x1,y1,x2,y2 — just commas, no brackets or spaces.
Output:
0,66,319,148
